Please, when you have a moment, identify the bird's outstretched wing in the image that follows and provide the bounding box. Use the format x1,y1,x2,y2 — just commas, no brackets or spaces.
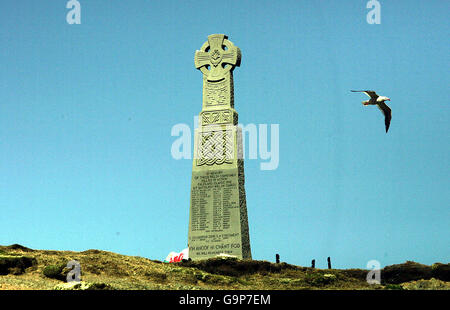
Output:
377,101,392,133
351,90,379,99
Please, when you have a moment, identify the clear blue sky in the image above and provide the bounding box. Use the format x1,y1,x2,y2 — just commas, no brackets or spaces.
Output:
0,0,448,269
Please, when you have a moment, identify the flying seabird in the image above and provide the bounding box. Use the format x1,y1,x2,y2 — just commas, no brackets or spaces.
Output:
351,90,392,133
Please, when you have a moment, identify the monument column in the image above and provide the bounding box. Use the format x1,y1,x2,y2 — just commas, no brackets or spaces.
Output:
188,34,251,260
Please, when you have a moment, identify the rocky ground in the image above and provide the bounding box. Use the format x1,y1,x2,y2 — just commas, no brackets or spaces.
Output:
0,244,448,290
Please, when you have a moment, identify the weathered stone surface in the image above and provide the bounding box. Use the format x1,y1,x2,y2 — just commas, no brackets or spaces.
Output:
188,34,251,260
53,281,113,290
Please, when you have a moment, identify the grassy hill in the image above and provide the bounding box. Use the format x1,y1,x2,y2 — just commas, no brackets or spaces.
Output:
0,244,448,290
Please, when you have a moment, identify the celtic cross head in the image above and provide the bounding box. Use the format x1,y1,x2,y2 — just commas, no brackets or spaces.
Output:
195,34,241,81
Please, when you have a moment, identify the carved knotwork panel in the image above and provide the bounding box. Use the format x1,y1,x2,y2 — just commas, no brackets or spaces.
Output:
204,79,228,106
201,110,233,125
196,129,234,166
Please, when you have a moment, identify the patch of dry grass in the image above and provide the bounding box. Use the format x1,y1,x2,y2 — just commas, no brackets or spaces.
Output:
0,245,448,290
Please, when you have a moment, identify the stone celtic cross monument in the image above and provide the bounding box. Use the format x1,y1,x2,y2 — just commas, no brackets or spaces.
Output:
188,34,251,260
